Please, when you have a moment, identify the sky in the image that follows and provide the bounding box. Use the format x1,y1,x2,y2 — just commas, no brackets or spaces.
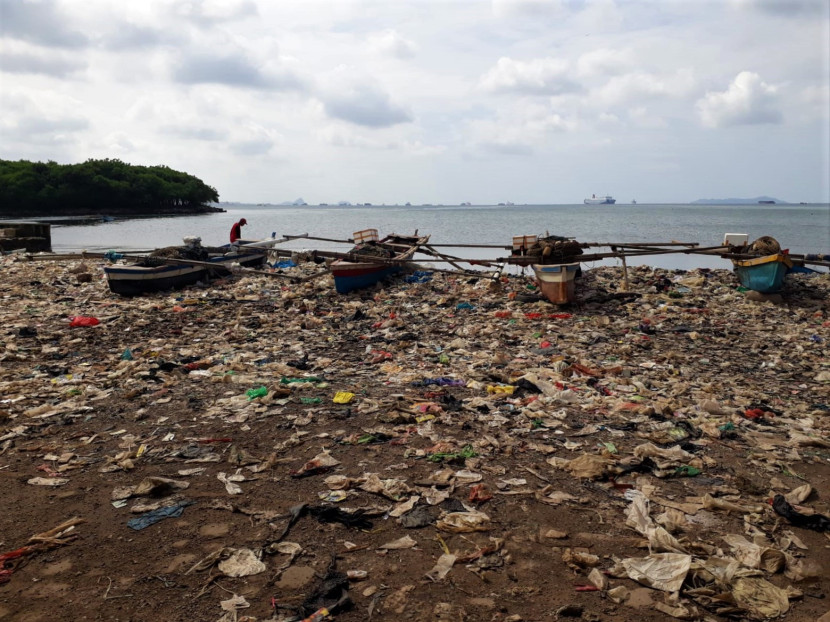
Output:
1,0,829,205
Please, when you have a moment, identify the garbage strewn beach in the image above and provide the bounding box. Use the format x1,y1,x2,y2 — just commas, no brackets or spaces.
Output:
1,253,828,622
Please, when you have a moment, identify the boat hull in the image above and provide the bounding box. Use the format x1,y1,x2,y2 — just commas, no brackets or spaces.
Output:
532,263,580,304
583,197,616,205
731,253,792,293
331,233,429,294
104,250,265,296
332,264,403,294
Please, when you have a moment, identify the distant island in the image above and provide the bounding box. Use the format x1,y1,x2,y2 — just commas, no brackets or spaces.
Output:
0,159,223,218
691,196,786,205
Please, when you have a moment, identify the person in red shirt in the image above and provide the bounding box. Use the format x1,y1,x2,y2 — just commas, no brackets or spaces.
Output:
230,218,247,243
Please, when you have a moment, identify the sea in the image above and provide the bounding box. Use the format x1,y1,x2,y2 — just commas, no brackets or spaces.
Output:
39,202,830,272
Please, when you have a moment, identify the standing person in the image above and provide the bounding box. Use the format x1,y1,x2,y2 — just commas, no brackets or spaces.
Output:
230,218,247,243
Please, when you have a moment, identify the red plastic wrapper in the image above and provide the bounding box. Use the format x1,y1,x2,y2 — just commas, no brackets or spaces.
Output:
68,316,100,328
0,546,35,585
744,408,773,420
468,483,493,504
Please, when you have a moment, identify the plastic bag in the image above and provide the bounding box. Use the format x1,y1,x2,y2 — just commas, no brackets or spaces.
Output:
622,553,691,592
68,316,99,327
333,391,355,404
246,386,268,400
217,548,266,577
772,494,830,531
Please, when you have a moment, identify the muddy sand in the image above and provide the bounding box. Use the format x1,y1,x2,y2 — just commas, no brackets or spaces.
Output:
1,254,829,622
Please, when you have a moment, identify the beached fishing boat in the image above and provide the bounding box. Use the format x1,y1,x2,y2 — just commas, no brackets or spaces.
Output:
532,262,580,304
331,229,429,294
104,239,267,296
731,253,793,293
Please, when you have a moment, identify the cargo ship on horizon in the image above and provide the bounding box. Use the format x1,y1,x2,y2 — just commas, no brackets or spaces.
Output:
584,194,616,205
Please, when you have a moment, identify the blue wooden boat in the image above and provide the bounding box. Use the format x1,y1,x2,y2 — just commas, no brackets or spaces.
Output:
731,253,793,293
331,230,429,294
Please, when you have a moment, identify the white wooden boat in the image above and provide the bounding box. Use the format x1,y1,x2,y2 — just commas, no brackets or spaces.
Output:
104,239,269,296
531,263,580,303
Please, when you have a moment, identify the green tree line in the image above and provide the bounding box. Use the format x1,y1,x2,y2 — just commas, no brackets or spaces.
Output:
0,159,221,216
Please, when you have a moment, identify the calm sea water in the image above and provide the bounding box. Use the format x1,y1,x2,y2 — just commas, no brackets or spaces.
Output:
42,202,830,272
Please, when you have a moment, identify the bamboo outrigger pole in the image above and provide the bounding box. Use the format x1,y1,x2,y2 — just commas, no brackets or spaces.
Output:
609,246,630,290
498,244,732,265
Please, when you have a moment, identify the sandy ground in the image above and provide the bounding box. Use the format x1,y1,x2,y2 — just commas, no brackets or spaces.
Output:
1,253,829,622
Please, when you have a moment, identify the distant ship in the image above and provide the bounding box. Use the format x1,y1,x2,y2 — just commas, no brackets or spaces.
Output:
584,194,616,205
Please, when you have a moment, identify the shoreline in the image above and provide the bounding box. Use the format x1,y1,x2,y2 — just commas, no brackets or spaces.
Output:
0,205,225,220
0,255,828,621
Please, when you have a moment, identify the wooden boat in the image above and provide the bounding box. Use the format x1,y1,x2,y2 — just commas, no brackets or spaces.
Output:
731,253,793,293
104,240,267,296
531,263,580,304
331,230,429,294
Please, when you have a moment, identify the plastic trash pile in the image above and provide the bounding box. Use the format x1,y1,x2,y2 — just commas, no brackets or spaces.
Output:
0,252,828,621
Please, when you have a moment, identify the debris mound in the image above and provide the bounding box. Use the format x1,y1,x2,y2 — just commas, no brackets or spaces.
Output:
747,236,781,255
349,241,395,259
527,237,585,264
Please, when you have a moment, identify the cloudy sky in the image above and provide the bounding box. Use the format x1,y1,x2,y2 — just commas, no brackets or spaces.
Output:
1,0,828,204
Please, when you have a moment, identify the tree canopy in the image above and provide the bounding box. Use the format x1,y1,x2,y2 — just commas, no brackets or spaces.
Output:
0,159,221,217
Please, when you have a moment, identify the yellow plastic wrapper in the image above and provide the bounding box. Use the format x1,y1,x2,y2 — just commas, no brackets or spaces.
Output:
486,385,515,395
333,391,355,404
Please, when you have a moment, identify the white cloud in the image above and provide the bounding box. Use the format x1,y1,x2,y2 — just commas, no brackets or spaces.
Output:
99,132,137,154
597,112,621,126
316,125,385,149
731,0,828,18
627,106,668,129
99,22,181,50
401,140,446,157
576,48,633,78
313,127,442,156
596,69,697,106
697,71,783,128
171,0,258,26
0,88,88,146
322,87,412,128
161,125,228,141
0,0,88,48
171,50,304,90
317,69,412,128
464,98,577,156
369,29,417,59
0,42,86,77
491,0,567,20
229,123,280,155
479,57,581,95
799,83,830,118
